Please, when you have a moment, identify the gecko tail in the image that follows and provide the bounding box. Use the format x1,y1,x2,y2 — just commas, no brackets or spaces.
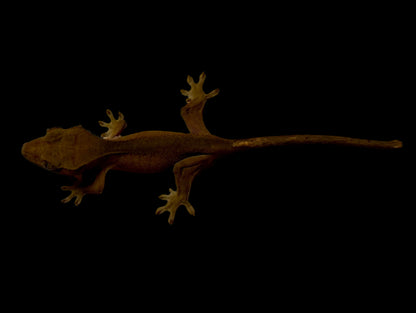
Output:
232,135,403,151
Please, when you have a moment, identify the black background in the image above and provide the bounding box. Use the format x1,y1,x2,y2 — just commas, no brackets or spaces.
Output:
5,3,412,309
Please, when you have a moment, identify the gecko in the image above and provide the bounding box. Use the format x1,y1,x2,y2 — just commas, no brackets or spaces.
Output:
21,73,403,224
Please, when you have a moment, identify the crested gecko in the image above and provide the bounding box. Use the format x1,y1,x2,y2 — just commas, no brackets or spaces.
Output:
21,73,403,224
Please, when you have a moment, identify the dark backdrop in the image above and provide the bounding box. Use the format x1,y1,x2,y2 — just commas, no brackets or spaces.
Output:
6,4,411,309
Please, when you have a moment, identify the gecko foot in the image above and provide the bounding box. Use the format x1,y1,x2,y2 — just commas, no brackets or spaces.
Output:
155,188,195,224
61,185,86,206
98,109,127,140
180,72,219,103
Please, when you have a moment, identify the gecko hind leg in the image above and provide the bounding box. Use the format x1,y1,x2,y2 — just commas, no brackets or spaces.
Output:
180,72,219,135
156,155,215,224
98,109,127,140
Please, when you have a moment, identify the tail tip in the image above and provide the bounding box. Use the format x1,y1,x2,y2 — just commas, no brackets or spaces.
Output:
391,140,403,148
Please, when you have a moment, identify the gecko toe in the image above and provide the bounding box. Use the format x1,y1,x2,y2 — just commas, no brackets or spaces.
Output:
61,186,85,206
74,196,83,206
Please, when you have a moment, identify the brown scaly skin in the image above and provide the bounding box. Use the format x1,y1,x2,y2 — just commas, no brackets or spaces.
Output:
21,73,403,224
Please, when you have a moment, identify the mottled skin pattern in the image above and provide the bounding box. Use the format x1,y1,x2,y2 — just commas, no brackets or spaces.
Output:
21,73,402,223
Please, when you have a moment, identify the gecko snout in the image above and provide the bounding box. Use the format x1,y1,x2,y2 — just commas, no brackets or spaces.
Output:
21,142,29,159
21,140,40,165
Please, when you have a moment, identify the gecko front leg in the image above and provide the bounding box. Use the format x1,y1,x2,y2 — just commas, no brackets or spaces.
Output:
156,155,215,224
61,166,113,206
98,109,127,140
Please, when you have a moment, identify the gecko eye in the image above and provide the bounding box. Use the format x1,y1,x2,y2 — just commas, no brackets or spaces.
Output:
45,128,63,142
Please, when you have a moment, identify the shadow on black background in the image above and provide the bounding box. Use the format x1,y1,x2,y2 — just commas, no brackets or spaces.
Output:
5,4,412,309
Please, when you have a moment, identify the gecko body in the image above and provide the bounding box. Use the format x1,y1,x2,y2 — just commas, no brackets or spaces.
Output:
21,73,402,223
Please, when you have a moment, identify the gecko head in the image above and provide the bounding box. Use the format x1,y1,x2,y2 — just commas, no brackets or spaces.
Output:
21,127,64,172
